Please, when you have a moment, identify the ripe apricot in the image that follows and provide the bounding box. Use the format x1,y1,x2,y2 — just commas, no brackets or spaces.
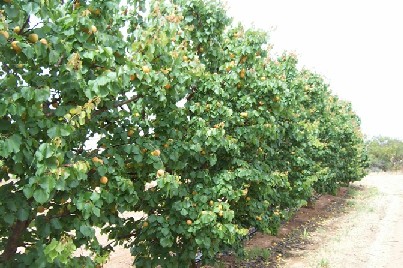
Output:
100,176,108,184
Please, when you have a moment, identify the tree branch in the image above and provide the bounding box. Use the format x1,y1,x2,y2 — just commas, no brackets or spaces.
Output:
54,55,65,68
22,21,42,35
115,94,142,108
1,63,13,74
1,220,30,262
186,85,197,101
19,16,31,35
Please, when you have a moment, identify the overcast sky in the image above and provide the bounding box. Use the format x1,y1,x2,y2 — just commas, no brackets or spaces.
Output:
226,0,403,139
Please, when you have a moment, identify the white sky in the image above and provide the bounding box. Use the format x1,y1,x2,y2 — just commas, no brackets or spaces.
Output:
226,0,403,139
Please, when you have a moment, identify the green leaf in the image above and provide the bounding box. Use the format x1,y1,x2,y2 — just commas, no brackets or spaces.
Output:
23,186,35,199
185,15,194,22
79,225,95,237
36,143,54,161
97,165,107,176
180,208,188,216
50,218,62,229
2,134,22,156
48,250,58,262
49,50,60,64
161,227,170,236
34,87,50,102
47,127,59,138
21,87,34,101
22,2,41,14
33,188,49,204
160,237,173,248
0,103,6,117
90,192,100,202
97,76,109,86
104,47,113,56
92,207,100,217
39,175,56,192
4,213,15,225
4,5,18,18
133,154,143,163
17,208,30,221
82,51,95,60
6,75,17,88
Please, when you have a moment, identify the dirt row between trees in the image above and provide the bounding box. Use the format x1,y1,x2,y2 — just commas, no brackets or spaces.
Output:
104,173,403,267
282,173,403,268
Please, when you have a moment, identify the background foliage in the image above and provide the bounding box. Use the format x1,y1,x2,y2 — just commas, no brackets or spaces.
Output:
0,0,367,266
366,137,403,172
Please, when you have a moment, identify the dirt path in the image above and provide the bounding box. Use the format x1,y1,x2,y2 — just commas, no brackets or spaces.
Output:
284,173,403,268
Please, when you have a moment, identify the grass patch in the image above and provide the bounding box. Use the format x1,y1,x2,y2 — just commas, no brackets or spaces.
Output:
344,185,379,212
243,247,271,261
213,261,226,268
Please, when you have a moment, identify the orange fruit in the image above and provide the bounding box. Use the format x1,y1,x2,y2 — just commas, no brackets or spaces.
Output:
0,31,9,39
127,129,135,137
92,157,103,165
100,176,108,184
40,38,48,45
11,41,21,53
28,33,39,43
151,149,161,156
90,25,97,34
239,69,245,79
142,65,151,74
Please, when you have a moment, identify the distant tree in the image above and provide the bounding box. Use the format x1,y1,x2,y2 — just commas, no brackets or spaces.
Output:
366,137,403,171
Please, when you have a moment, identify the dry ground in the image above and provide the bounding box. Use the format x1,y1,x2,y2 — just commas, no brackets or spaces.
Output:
283,173,403,268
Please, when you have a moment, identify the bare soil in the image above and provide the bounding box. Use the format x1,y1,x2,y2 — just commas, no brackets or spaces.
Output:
105,173,403,267
283,173,403,268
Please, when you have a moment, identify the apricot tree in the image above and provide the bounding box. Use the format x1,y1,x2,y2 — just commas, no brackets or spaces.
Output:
0,0,367,267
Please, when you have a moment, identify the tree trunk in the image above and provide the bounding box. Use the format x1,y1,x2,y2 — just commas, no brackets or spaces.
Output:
1,220,29,262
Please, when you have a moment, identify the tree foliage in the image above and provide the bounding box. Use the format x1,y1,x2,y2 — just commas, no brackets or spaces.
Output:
366,137,403,171
0,0,367,266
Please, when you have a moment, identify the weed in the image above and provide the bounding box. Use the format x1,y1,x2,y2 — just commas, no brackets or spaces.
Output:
214,261,226,268
301,227,309,239
346,199,356,207
318,258,330,267
243,247,271,261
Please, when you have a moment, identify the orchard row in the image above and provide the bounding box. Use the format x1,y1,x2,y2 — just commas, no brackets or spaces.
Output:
0,0,367,266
